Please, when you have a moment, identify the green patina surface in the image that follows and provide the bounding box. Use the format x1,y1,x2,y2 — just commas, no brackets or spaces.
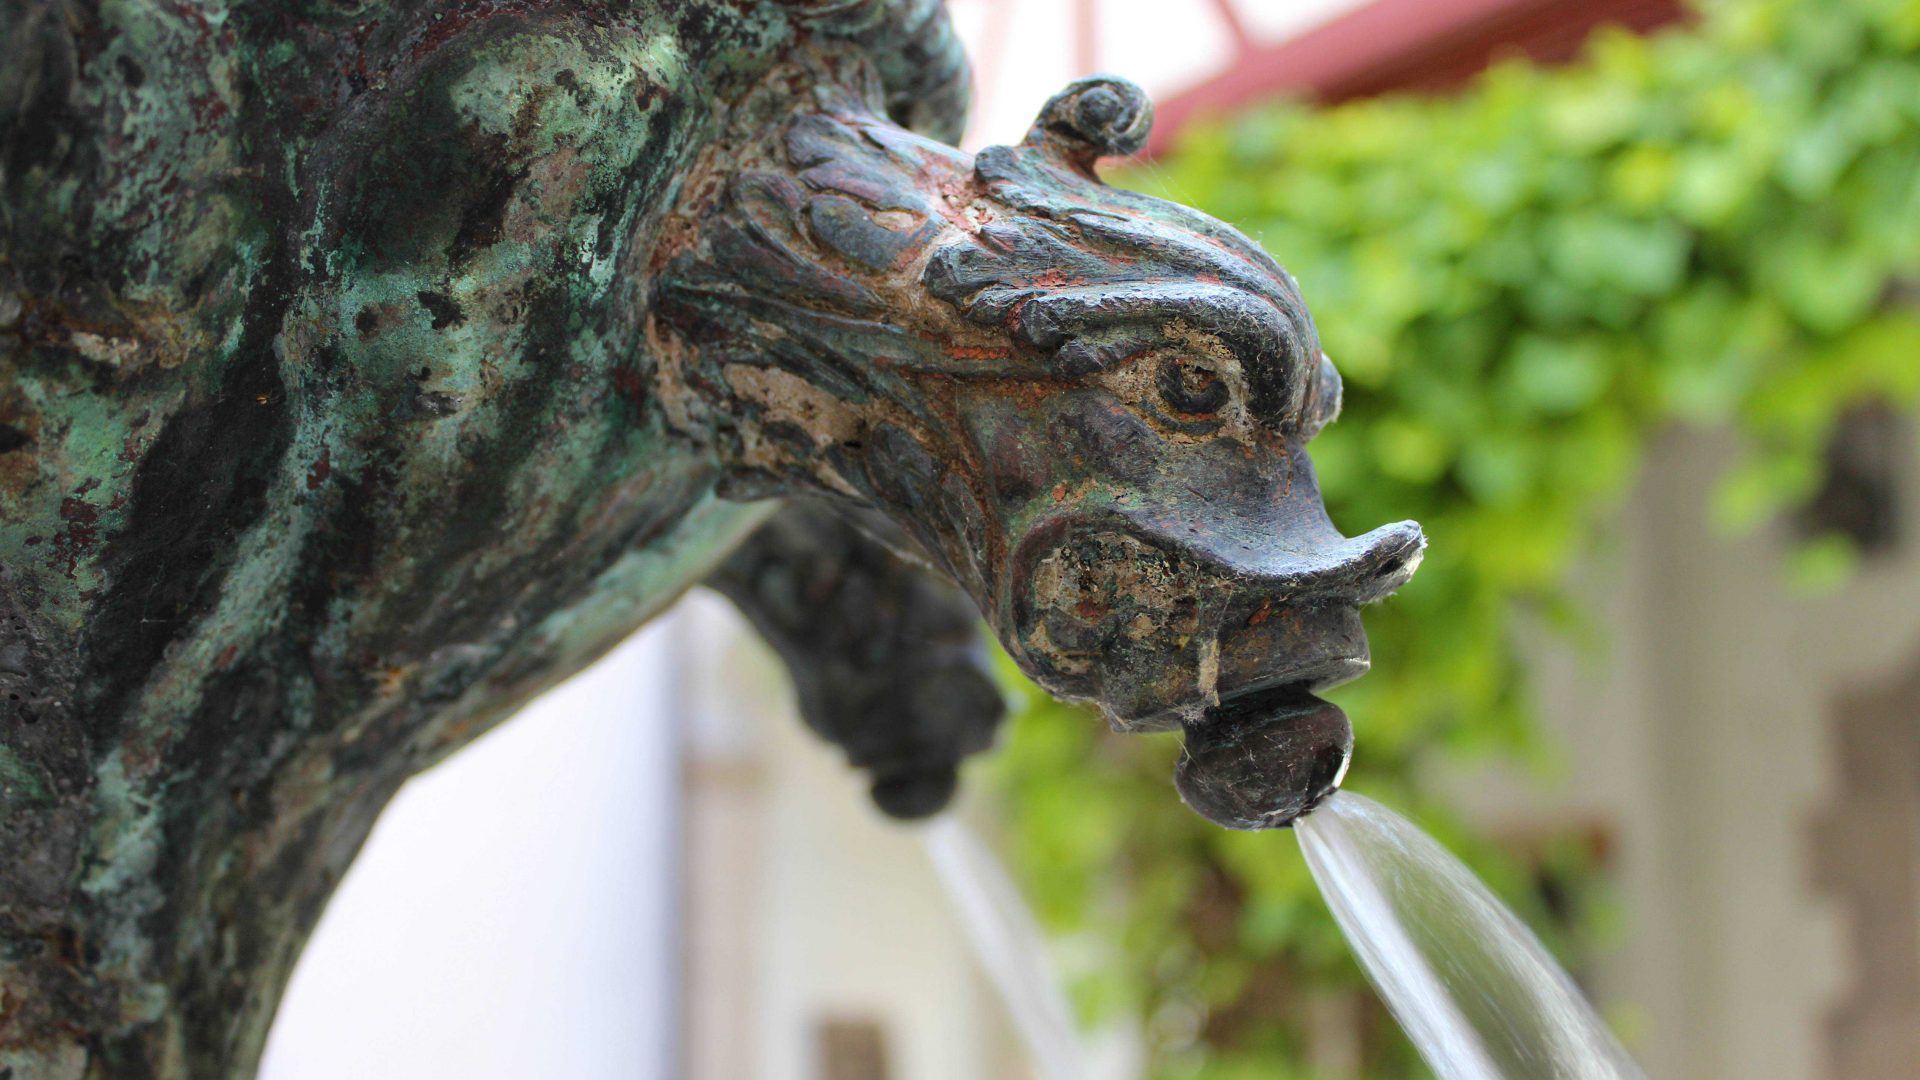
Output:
0,2,957,1074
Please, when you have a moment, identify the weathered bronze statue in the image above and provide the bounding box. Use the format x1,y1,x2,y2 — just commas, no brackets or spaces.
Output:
0,0,1420,1073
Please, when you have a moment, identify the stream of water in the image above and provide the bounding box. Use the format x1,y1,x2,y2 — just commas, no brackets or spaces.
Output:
922,816,1094,1080
922,792,1640,1080
1296,790,1645,1080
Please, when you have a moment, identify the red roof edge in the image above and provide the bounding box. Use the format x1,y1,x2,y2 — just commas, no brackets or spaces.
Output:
1142,0,1686,158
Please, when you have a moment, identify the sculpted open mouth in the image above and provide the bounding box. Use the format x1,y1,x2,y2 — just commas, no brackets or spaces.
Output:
1005,505,1418,734
1082,598,1375,734
1173,682,1353,830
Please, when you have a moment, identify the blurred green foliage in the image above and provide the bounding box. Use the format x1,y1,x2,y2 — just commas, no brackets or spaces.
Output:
984,0,1920,1074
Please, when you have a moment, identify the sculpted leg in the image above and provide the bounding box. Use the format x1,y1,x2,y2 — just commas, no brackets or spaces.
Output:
708,501,1005,820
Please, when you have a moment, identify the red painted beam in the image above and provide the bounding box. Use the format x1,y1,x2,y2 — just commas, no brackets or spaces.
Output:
1143,0,1685,157
1075,0,1100,76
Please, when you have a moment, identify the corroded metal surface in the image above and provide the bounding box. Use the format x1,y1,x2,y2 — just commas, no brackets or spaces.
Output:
653,65,1421,810
0,1,1416,1074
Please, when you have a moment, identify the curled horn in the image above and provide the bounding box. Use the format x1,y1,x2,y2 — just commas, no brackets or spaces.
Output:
1024,75,1153,173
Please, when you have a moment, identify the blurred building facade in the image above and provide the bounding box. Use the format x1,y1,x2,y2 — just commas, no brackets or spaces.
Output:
1453,417,1920,1080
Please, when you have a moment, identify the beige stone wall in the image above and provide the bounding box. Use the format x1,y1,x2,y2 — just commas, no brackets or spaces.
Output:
674,593,1025,1080
1447,424,1920,1080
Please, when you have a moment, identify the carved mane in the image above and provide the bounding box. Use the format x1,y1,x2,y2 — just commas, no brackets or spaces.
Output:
666,77,1345,449
652,71,1343,478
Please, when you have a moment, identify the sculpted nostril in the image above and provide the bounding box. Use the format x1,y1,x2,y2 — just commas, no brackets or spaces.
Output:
1318,520,1424,603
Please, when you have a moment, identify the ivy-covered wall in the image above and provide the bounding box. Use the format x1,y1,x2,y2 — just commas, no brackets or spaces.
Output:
987,0,1920,1074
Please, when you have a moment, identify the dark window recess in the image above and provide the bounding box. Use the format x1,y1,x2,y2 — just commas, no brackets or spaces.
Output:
1797,403,1907,557
818,1016,892,1080
1808,645,1920,1078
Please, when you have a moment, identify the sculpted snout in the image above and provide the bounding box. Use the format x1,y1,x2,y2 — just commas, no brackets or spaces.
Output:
1005,497,1421,831
1207,517,1424,700
1009,496,1424,728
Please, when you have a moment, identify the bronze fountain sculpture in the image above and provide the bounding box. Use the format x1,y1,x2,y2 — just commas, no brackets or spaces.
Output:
0,0,1420,1074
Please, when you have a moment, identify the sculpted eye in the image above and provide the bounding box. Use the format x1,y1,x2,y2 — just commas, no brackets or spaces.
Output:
1156,353,1231,417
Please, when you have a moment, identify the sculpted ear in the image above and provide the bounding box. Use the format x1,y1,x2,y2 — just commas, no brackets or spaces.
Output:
1023,75,1153,174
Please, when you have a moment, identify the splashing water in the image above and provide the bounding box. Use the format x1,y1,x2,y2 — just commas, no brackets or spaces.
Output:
1296,791,1644,1080
922,816,1092,1080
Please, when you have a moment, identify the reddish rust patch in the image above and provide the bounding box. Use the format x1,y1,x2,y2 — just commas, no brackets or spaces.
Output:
945,346,1010,361
48,495,102,574
187,90,230,129
402,0,566,65
215,644,239,670
306,445,331,490
1246,598,1273,627
1004,295,1033,332
167,0,214,34
611,363,648,407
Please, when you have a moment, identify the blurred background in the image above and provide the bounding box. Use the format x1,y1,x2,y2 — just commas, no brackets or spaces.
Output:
261,0,1920,1077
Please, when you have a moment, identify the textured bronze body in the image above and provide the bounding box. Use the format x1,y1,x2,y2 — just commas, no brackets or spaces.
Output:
0,2,1415,1073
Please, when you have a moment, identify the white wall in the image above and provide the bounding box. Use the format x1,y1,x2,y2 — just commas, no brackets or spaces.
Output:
672,591,1015,1080
945,0,1368,150
261,619,685,1080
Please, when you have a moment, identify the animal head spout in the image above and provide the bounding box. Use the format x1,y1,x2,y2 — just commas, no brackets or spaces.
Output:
655,72,1423,828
